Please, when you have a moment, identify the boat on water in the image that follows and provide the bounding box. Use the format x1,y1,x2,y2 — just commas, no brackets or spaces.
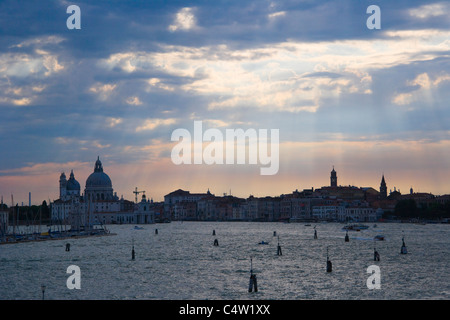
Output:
374,235,385,241
258,241,269,245
342,224,369,231
1,223,111,245
133,226,144,230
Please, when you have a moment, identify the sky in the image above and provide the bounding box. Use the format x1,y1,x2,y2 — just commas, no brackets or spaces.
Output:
0,0,450,205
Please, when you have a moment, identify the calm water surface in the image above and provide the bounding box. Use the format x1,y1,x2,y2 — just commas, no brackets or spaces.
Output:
1,222,449,300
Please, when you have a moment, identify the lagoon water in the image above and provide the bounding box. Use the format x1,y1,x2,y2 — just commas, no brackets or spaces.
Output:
0,222,449,300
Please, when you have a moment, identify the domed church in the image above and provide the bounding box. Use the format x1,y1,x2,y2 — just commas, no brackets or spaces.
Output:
58,157,118,202
51,157,155,226
84,156,118,202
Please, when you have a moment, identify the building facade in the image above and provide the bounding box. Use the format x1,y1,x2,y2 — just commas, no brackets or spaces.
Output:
0,209,8,237
51,157,154,228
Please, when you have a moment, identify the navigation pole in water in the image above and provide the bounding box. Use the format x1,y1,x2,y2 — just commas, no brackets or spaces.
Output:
248,257,258,292
373,239,380,261
400,236,407,254
326,247,332,272
277,236,282,256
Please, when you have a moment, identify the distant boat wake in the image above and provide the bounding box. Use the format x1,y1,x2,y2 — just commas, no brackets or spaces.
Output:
351,236,387,241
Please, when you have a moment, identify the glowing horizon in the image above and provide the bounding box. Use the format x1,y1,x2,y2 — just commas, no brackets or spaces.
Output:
1,1,450,205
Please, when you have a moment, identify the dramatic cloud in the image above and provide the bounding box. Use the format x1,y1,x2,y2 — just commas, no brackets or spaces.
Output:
168,7,197,32
135,118,178,132
409,2,449,19
1,0,449,204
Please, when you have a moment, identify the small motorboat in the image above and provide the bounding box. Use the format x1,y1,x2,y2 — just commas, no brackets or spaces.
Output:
258,241,269,245
342,224,369,231
374,235,385,241
133,226,144,230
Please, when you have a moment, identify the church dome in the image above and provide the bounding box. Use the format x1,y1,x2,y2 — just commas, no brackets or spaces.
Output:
66,170,81,191
85,157,112,188
86,172,112,188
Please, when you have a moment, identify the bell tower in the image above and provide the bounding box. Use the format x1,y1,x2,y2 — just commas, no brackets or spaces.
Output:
59,172,67,199
330,166,337,187
380,174,387,199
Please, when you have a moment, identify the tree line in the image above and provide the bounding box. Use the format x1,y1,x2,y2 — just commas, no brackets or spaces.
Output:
394,199,450,220
1,201,51,225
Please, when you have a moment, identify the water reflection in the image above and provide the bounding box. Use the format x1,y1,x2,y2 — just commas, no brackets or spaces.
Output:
0,222,449,300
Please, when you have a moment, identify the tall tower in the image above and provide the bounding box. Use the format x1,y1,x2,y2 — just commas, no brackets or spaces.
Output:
330,166,337,187
59,172,67,199
380,175,387,199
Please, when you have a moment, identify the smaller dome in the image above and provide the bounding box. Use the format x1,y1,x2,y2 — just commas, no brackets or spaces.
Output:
66,180,80,191
66,170,80,191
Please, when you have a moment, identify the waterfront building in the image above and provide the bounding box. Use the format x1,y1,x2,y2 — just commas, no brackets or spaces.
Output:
242,195,278,221
399,192,436,210
257,196,281,221
164,188,213,219
246,196,260,221
113,194,155,224
279,194,293,221
312,204,340,221
232,201,247,220
236,201,249,220
317,185,365,200
196,195,244,221
196,194,217,220
361,187,380,201
172,201,198,220
51,157,153,228
434,194,450,205
338,205,378,222
291,197,325,221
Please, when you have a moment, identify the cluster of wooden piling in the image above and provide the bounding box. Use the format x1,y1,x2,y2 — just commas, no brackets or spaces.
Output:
87,225,409,293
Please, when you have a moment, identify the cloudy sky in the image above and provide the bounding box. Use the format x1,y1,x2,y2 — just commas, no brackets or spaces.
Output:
1,0,449,204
